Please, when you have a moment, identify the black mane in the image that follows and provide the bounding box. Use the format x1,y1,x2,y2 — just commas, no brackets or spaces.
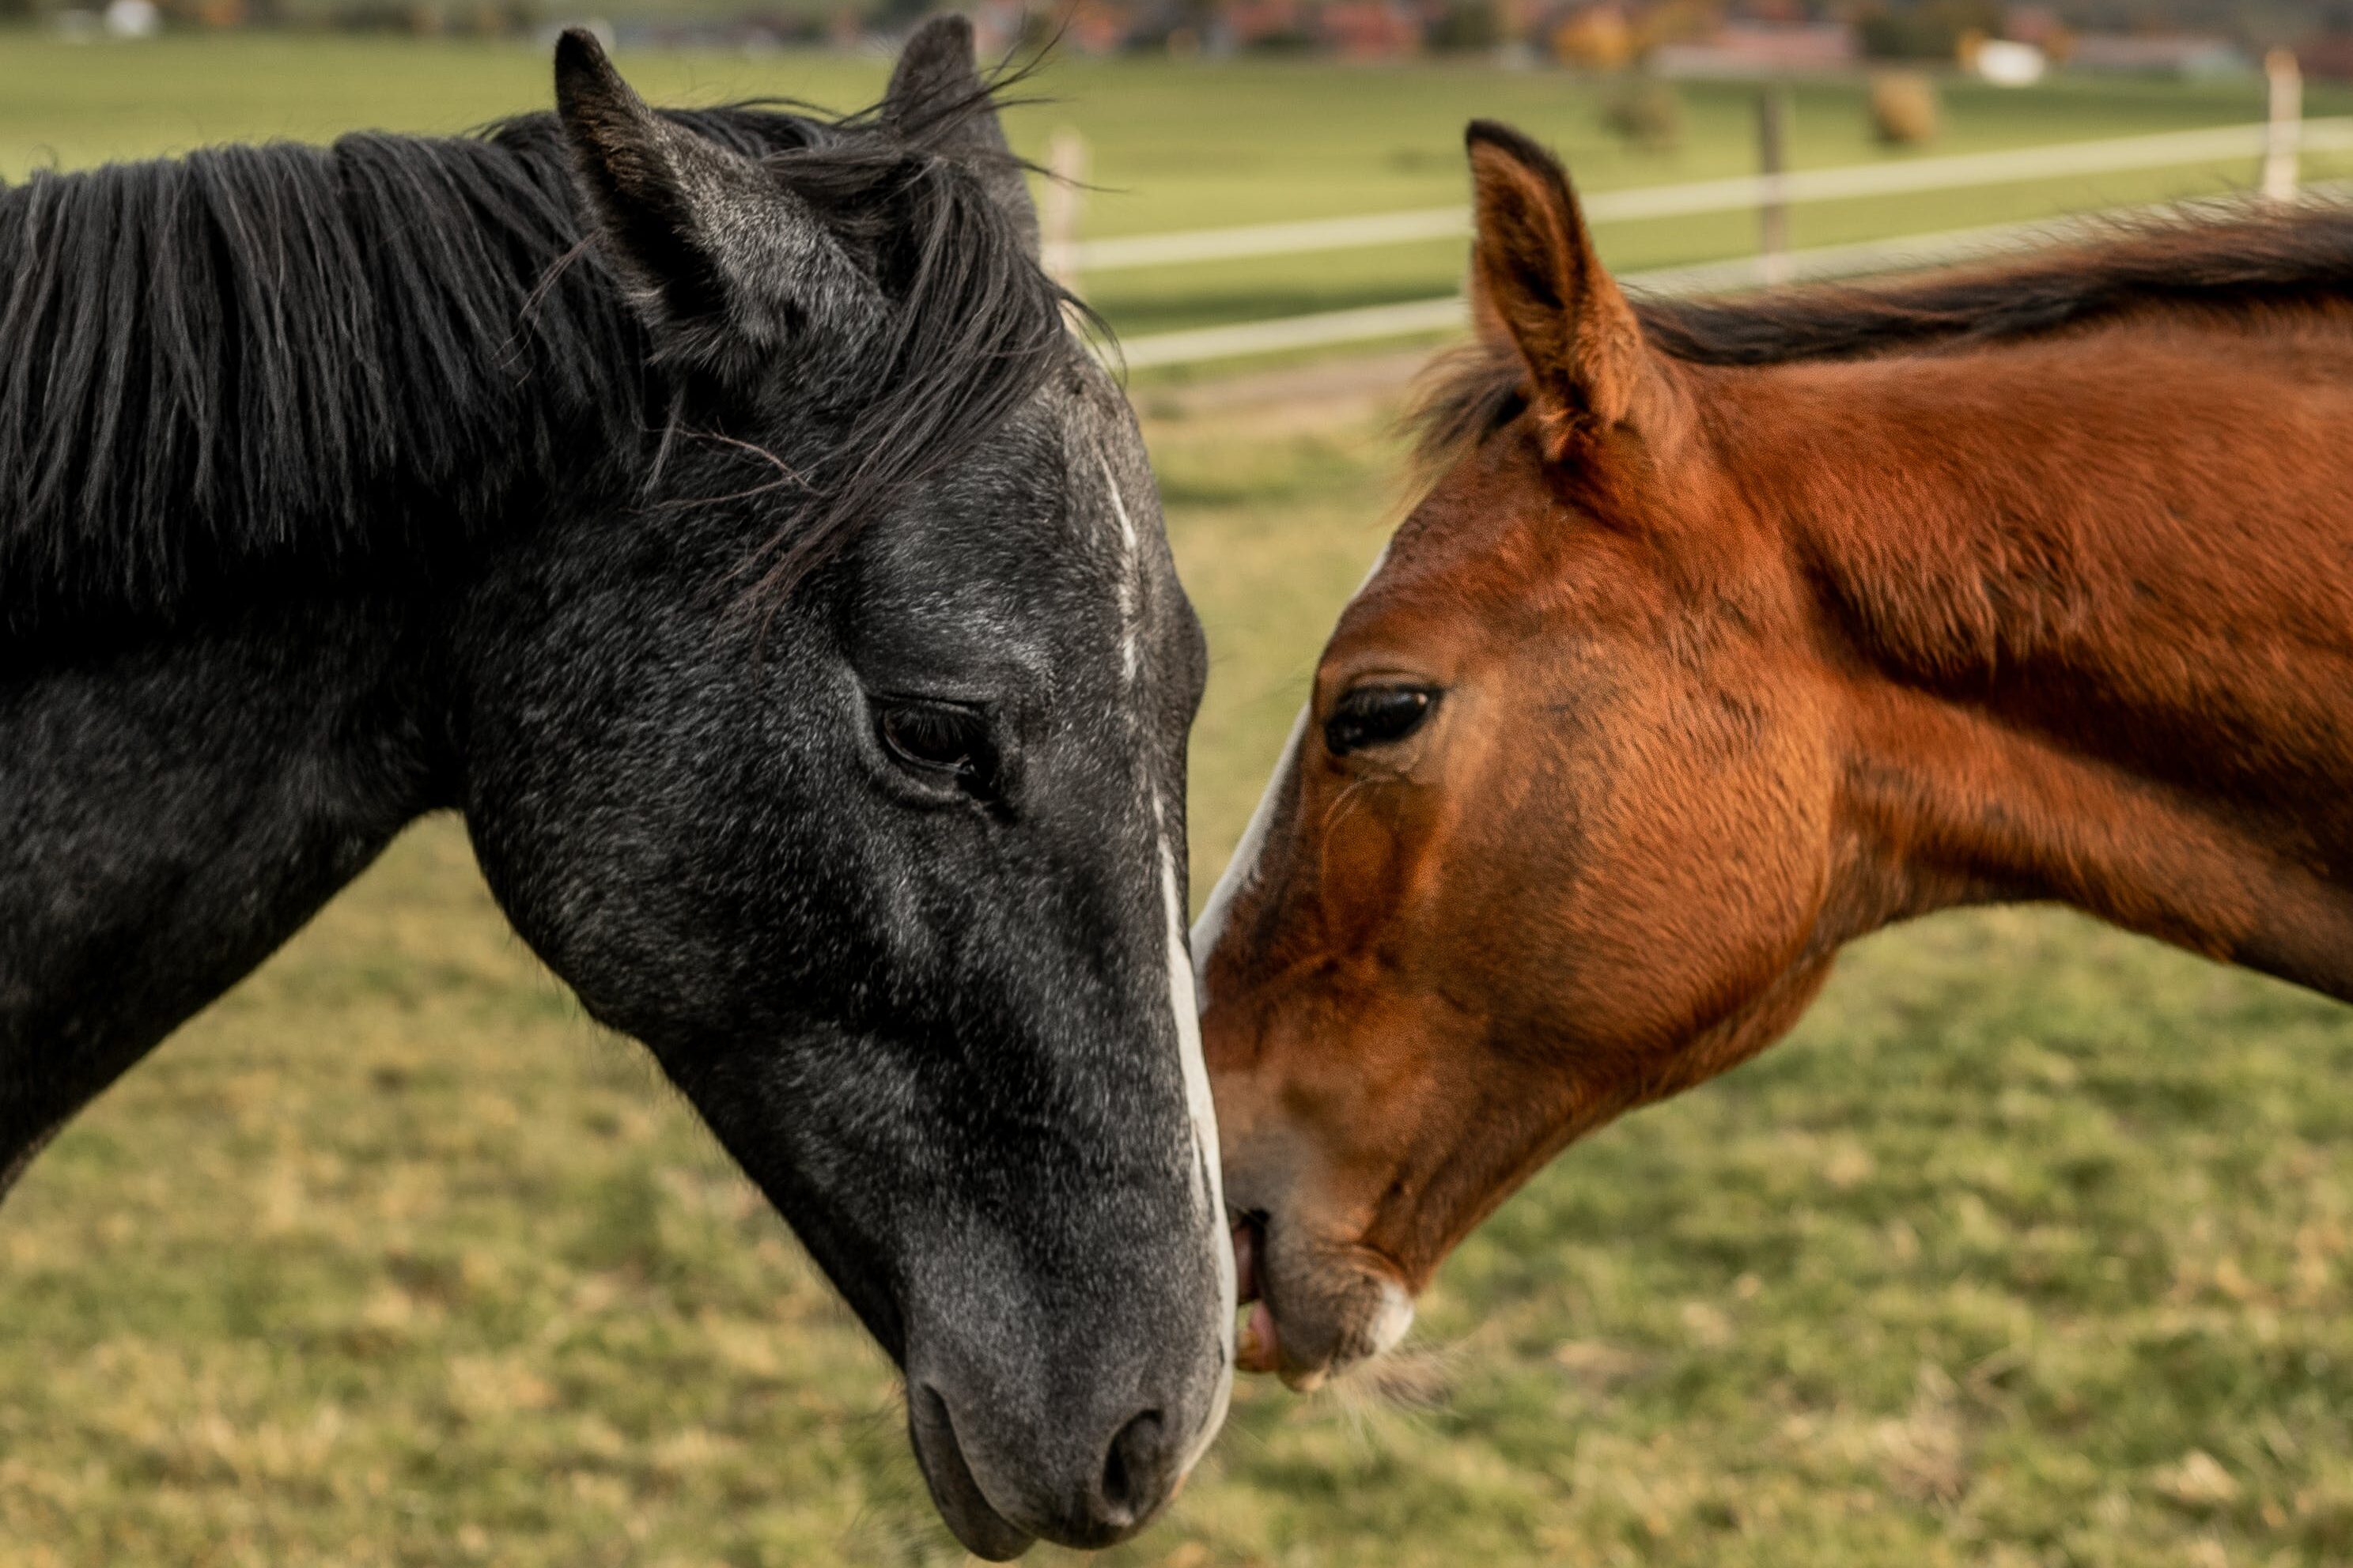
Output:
0,93,1067,627
1413,203,2353,465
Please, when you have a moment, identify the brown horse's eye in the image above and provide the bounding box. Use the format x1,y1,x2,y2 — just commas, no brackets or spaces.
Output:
876,700,997,793
1325,686,1438,757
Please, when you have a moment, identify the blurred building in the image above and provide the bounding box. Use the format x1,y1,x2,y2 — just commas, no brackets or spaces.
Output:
59,0,2345,73
1971,36,2045,84
2301,32,2353,81
2064,33,2249,77
1651,18,1856,75
1214,0,1311,48
1316,0,1421,56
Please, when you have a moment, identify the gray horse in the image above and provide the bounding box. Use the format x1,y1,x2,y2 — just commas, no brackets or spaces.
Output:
0,25,1229,1557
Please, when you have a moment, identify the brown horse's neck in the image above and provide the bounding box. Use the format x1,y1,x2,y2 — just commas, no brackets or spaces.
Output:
1724,309,2353,999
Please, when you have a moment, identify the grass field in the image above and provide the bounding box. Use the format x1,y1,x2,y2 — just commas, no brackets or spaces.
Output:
4,36,2353,1568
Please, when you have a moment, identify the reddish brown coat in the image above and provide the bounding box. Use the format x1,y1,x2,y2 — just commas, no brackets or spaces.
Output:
1200,120,2353,1387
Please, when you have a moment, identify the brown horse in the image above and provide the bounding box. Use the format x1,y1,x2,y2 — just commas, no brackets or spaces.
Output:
1195,119,2353,1391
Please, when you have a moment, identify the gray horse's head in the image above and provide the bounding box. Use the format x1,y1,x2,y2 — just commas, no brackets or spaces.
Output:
458,28,1230,1555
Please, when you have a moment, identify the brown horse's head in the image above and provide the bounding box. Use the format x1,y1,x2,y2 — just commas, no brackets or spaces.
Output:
1197,123,1852,1389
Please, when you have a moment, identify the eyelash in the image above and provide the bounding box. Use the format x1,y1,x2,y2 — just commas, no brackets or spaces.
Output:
873,699,999,797
1325,686,1439,756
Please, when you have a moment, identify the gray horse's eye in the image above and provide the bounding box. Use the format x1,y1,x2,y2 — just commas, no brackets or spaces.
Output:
1325,686,1439,757
875,699,998,795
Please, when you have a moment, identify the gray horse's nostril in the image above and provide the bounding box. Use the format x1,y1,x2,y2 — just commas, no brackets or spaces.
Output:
1097,1407,1170,1525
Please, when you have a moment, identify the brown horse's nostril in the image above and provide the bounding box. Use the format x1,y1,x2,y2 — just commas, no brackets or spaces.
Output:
1097,1407,1169,1525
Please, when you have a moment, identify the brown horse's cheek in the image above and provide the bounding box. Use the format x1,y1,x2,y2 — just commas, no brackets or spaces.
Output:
1535,711,1830,1055
1361,1044,1596,1287
1314,788,1429,955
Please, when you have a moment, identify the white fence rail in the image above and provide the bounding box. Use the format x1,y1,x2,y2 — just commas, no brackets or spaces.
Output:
1070,55,2339,372
1111,182,2351,371
1057,115,2353,278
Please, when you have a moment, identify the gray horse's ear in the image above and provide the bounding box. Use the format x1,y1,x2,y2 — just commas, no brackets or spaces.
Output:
553,28,875,382
884,16,1040,259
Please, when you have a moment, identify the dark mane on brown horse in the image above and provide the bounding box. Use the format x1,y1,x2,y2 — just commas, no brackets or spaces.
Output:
1409,203,2353,470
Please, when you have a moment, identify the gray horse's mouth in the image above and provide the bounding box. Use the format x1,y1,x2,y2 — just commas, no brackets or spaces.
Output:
908,1382,1035,1559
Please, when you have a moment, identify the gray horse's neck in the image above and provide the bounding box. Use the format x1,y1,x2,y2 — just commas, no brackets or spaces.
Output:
0,589,454,1197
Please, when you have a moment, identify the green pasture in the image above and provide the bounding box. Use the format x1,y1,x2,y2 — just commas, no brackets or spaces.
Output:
3,36,2352,1568
6,36,2353,342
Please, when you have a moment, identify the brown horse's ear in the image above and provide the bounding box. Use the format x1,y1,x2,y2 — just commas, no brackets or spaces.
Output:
1465,120,1647,453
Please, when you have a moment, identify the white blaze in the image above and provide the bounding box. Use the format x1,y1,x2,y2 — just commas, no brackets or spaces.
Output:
1163,831,1234,1468
1101,453,1144,684
1103,446,1234,1468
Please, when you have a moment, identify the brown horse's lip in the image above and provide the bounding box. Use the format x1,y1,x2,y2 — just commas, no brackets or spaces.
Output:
1233,1215,1349,1392
1235,1219,1417,1392
1239,1300,1282,1376
1231,1213,1265,1304
1231,1212,1288,1376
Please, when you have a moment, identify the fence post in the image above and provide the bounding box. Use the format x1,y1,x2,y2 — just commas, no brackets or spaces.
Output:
1042,127,1089,294
1757,84,1790,285
2263,48,2302,203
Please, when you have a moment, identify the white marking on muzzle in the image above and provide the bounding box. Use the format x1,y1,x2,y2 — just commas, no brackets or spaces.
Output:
1367,1278,1416,1358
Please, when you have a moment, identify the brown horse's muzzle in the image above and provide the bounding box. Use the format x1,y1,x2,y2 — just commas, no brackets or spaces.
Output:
1204,958,1446,1389
1225,1173,1415,1391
